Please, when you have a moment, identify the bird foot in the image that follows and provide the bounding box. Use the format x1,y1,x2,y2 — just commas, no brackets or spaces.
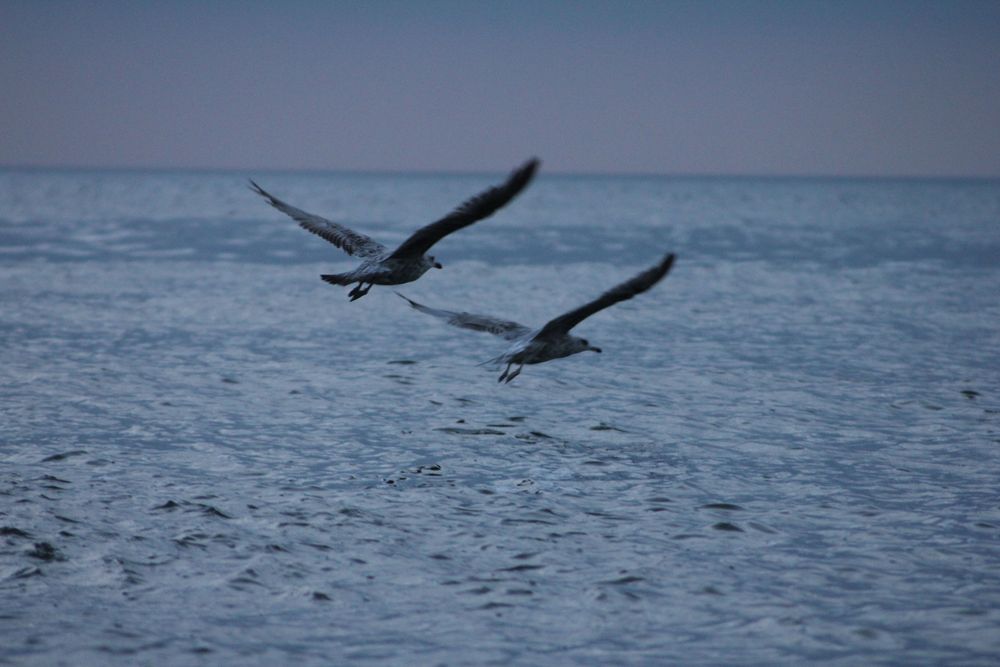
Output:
498,363,513,383
348,283,372,301
501,365,522,383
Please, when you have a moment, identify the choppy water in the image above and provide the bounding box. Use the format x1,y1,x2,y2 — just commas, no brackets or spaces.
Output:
2,168,999,665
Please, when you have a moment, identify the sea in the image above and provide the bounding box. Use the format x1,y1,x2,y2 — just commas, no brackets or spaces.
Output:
1,167,999,666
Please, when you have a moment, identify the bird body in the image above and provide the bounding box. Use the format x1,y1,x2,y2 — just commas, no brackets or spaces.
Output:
250,158,539,300
319,254,438,290
399,252,675,382
482,330,595,368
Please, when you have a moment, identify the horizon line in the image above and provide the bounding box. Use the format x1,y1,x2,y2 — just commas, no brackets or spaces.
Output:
1,162,998,183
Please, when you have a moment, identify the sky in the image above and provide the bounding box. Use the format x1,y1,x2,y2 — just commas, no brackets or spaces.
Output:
2,0,1000,177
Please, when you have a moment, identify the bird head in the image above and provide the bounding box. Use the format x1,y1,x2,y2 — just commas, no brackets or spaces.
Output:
575,337,602,354
429,255,443,269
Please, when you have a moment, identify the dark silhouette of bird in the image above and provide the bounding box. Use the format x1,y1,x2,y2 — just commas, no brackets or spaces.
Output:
249,158,539,300
399,253,675,382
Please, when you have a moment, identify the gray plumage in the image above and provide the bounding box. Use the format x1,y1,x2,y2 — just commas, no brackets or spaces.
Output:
398,252,676,382
250,158,539,300
396,295,532,340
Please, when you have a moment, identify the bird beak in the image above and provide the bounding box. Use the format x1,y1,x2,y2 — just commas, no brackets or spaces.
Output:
434,262,443,269
591,346,602,353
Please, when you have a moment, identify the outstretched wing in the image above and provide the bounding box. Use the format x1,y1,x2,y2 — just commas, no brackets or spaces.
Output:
397,293,531,341
249,180,386,258
535,253,676,339
388,158,540,259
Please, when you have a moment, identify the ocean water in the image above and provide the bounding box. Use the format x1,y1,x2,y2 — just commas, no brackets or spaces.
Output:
1,168,999,665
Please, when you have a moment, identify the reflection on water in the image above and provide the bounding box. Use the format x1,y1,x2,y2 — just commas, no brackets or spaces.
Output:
2,170,999,664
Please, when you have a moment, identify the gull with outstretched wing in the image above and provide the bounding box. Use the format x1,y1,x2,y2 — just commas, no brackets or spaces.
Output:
398,253,675,382
250,158,539,300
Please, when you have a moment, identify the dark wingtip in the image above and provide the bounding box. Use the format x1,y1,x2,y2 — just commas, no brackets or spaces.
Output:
508,157,541,190
521,157,541,179
394,291,421,308
647,253,676,287
248,178,275,204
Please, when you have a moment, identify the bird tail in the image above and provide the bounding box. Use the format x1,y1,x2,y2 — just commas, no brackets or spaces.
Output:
320,273,354,286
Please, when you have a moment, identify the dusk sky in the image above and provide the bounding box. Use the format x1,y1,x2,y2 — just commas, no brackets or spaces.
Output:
2,0,999,177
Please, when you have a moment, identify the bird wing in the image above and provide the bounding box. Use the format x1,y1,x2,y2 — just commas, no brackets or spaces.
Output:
535,253,676,339
397,293,531,341
388,158,540,259
249,180,386,258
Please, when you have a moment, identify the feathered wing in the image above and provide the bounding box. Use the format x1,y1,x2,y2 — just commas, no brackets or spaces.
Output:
535,253,676,339
388,158,540,259
396,293,531,341
249,180,386,258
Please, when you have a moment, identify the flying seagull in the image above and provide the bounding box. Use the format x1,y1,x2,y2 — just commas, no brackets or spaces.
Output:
398,253,676,382
249,158,539,300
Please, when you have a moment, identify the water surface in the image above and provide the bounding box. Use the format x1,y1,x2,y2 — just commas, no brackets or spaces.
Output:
2,169,999,665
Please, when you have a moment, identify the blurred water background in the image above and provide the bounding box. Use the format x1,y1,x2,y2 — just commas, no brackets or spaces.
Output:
1,168,999,665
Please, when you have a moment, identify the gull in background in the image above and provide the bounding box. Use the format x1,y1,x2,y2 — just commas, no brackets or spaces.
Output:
398,253,676,383
249,158,539,300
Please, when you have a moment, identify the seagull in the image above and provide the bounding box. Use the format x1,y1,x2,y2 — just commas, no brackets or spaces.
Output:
398,253,676,382
249,158,539,300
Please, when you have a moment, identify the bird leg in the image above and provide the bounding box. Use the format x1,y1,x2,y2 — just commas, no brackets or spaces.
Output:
504,364,524,383
348,282,373,301
497,362,513,383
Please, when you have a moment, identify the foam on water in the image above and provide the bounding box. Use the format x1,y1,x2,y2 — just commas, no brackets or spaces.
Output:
2,169,999,665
